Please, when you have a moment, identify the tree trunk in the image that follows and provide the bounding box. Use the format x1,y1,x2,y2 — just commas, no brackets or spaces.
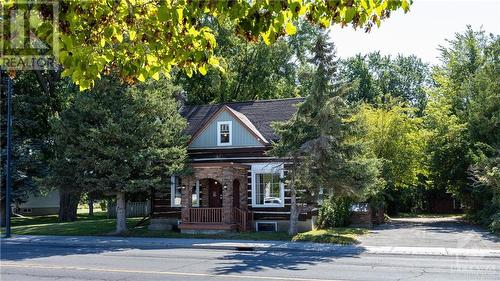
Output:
59,188,80,222
288,184,300,236
288,156,300,236
88,199,94,216
115,192,127,234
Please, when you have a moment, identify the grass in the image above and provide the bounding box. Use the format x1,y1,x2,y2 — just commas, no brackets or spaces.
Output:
393,213,464,219
292,228,368,244
3,214,367,244
5,212,143,236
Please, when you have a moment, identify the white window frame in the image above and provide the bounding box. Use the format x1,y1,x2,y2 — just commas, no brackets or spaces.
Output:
171,176,200,207
256,221,278,232
251,163,285,208
192,180,200,207
217,121,232,146
170,176,182,207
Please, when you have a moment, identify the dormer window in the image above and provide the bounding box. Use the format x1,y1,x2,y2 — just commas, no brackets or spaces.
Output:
217,121,232,146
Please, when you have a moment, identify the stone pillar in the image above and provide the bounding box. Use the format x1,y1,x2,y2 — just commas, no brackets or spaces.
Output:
181,176,193,223
222,169,234,224
238,171,248,210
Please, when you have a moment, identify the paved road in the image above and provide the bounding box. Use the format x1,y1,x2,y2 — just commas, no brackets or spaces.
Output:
1,243,499,281
359,216,500,249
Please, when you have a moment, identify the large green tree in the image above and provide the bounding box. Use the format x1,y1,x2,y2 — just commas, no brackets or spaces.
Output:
356,102,429,212
47,78,187,233
340,52,430,114
0,0,411,90
426,27,499,231
1,71,66,223
175,21,312,104
271,32,380,235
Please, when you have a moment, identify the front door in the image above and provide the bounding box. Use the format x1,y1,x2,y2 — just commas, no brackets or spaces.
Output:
208,179,222,207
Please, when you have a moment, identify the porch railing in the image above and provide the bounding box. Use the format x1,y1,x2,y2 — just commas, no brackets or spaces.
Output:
188,207,223,223
234,207,252,231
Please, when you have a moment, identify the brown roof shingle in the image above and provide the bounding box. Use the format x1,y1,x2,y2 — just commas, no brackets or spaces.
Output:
180,97,304,143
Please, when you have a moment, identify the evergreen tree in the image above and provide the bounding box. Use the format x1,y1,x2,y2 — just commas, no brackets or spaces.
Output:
1,71,65,224
46,78,187,233
271,32,380,235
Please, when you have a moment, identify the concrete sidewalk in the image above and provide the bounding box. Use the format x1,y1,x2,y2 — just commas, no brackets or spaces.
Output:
2,235,500,258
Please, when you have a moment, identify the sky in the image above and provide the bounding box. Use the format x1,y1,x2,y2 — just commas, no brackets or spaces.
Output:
329,0,500,65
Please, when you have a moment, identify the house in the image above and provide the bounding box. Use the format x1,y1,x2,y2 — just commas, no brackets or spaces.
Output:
150,97,316,233
13,190,60,216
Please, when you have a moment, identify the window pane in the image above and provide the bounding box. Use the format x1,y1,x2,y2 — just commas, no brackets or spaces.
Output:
220,123,230,143
255,173,281,205
192,183,199,207
220,133,229,143
173,177,182,207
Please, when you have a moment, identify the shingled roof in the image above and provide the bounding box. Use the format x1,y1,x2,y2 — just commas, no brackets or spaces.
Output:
180,97,304,143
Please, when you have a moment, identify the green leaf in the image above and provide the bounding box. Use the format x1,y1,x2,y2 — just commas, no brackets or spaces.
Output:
198,64,207,75
186,67,193,78
345,7,356,23
129,30,136,41
158,5,169,21
208,57,219,67
116,33,123,43
137,73,146,82
151,71,160,81
402,0,410,12
176,8,183,23
285,22,297,35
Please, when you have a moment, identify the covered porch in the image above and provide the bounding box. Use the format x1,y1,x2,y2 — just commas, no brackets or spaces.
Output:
178,163,253,233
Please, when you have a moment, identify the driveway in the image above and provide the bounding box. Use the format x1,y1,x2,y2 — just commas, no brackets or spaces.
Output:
358,216,500,249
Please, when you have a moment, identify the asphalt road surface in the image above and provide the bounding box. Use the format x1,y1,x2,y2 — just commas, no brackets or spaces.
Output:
1,243,499,281
359,216,500,249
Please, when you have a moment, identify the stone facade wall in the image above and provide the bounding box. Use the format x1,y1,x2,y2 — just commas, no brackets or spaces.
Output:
180,165,248,224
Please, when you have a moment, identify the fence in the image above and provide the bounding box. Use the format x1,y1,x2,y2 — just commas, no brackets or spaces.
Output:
107,201,151,218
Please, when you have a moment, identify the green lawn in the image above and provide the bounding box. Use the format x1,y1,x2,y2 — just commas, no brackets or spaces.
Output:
393,213,464,219
3,212,144,236
3,214,367,244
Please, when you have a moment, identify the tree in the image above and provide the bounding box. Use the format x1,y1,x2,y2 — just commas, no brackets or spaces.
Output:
271,32,380,235
0,0,411,90
340,52,430,114
175,20,307,104
47,78,187,233
426,27,499,230
356,102,429,213
1,71,65,224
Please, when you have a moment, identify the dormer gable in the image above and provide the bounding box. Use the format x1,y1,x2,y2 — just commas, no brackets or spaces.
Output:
189,106,268,149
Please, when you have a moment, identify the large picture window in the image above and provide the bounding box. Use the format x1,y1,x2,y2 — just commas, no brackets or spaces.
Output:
217,121,232,146
251,164,284,207
255,173,281,205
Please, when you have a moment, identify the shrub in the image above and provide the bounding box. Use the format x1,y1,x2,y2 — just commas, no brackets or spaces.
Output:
489,212,500,234
316,196,352,229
